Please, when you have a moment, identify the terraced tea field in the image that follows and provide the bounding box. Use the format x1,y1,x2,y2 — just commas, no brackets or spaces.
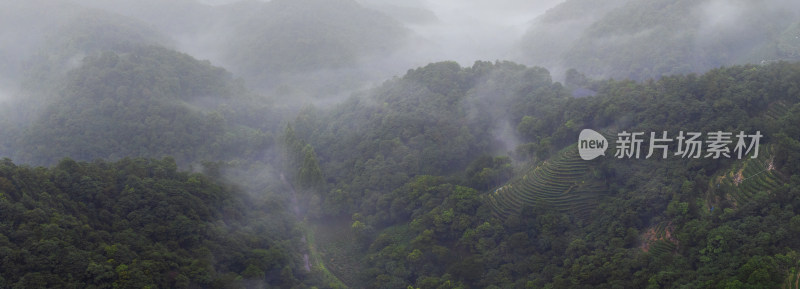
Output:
711,144,785,207
641,222,678,257
486,145,606,220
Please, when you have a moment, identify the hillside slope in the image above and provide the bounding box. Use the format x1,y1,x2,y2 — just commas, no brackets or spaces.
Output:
18,46,271,166
518,0,800,80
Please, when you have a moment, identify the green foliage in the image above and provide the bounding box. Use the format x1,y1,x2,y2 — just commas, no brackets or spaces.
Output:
2,2,800,286
465,155,513,191
5,59,796,288
18,45,272,166
708,144,786,209
321,61,800,288
0,157,300,288
298,144,324,191
289,61,565,218
486,145,606,220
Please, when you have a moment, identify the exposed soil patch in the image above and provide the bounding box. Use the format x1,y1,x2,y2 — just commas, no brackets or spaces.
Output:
640,222,678,252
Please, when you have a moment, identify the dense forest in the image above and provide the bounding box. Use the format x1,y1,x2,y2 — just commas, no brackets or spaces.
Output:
0,0,799,288
0,157,301,288
288,61,800,288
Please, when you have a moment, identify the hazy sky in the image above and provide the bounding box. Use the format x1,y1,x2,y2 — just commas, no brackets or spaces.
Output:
195,0,565,65
399,0,565,64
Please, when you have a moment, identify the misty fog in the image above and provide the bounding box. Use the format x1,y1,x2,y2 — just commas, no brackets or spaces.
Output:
195,0,565,66
0,0,795,192
0,0,796,202
2,0,800,287
60,0,566,96
368,0,564,66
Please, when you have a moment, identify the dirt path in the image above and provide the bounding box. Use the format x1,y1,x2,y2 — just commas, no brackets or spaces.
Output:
280,173,311,272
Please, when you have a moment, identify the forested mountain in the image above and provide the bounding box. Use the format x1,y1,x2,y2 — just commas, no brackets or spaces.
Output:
16,45,273,166
0,1,177,161
288,61,800,288
288,61,557,216
1,0,409,103
0,0,799,288
518,0,800,80
24,7,169,85
0,0,167,88
73,0,410,95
